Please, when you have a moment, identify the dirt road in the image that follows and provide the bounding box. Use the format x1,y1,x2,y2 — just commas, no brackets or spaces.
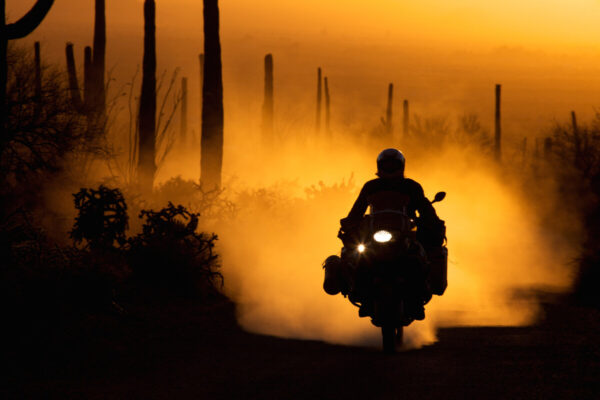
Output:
4,296,600,399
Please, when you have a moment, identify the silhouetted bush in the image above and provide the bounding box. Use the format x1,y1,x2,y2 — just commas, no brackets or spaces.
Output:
127,202,221,297
70,185,129,250
547,115,600,306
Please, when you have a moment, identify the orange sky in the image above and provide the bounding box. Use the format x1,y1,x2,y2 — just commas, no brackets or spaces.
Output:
7,0,600,138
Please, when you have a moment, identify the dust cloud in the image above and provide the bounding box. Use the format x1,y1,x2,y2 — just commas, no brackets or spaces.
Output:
202,130,579,349
11,0,588,349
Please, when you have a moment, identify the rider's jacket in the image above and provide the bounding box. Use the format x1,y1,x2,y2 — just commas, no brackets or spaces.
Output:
346,177,438,222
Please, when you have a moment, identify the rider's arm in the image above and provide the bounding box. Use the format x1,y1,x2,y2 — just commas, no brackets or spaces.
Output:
346,184,370,221
411,181,439,221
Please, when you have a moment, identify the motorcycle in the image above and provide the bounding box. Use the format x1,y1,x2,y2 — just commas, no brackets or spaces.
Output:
324,191,447,353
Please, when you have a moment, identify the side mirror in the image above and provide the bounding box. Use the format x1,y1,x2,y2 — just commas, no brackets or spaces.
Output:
432,191,446,204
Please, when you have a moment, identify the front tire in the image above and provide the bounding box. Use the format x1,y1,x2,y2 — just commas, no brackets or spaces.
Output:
382,326,403,353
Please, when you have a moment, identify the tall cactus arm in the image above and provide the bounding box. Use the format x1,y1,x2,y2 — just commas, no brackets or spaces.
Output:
6,0,55,40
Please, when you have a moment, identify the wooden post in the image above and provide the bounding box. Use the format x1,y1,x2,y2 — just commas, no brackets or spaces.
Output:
495,84,502,162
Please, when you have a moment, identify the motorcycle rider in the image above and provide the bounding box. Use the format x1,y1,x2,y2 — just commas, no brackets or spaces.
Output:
342,148,443,320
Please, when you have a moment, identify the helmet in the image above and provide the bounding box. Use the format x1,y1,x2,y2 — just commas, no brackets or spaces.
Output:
376,148,405,177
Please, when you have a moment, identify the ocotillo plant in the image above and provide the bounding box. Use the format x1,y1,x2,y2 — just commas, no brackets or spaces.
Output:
316,67,322,132
0,0,54,133
403,99,409,137
84,46,92,109
324,76,330,134
91,0,106,117
385,83,393,137
34,42,41,103
201,0,224,189
261,53,274,140
138,0,157,193
65,43,84,111
181,77,188,144
495,84,502,162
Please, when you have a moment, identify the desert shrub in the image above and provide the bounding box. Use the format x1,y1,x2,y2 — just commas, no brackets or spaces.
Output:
127,202,221,297
153,176,236,220
70,185,129,250
547,115,600,306
0,45,91,208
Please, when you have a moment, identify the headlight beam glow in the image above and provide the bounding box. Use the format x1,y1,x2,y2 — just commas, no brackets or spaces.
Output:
373,230,393,243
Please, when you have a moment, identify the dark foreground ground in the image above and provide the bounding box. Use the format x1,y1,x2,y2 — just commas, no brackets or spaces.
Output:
3,294,600,400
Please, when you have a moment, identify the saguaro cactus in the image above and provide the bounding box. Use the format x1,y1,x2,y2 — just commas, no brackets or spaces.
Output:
65,43,84,111
403,99,409,137
181,77,188,143
385,83,393,137
571,110,582,168
138,0,157,192
543,137,553,160
316,67,322,132
201,0,224,189
0,0,54,133
91,0,106,116
84,46,92,109
494,84,502,162
261,53,274,140
324,76,330,134
198,52,204,136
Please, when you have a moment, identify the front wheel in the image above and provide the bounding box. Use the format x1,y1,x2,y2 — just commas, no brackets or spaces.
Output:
382,326,403,353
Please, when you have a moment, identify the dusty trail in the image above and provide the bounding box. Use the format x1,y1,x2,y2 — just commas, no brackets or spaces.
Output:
5,295,599,400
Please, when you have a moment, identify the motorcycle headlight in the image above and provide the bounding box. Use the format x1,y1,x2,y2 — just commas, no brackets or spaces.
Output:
357,244,366,253
373,230,392,243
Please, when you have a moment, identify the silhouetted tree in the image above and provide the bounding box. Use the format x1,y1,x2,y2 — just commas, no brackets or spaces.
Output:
262,53,274,140
201,0,224,189
0,0,54,134
1,45,87,199
138,0,157,193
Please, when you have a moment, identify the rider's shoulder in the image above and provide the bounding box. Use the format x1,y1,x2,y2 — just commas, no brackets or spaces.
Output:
403,177,422,188
402,178,425,194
